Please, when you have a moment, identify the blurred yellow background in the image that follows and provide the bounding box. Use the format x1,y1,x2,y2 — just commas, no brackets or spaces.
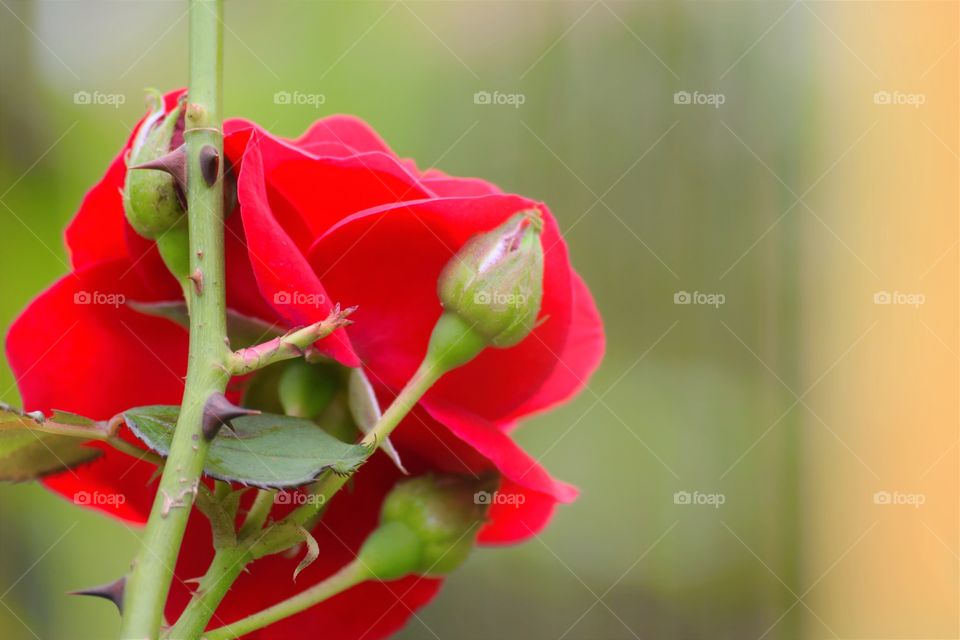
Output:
0,2,956,639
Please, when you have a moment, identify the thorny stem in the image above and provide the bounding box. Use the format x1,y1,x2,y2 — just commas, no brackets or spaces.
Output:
119,1,229,637
227,305,355,376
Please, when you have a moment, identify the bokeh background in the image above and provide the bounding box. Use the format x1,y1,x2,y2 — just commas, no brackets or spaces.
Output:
1,1,957,639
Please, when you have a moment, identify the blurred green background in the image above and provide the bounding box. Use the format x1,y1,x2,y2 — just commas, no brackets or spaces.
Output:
0,2,818,638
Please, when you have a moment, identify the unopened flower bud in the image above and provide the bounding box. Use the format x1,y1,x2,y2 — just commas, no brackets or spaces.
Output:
357,473,496,580
437,210,544,348
123,92,187,240
278,360,338,420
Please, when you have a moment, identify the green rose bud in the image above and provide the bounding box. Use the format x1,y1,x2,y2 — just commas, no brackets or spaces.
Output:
438,210,545,348
277,360,339,420
122,92,193,280
357,473,497,581
123,93,186,240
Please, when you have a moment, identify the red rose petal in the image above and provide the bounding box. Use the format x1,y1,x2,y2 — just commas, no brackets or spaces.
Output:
422,401,577,505
4,259,189,522
477,477,558,544
236,133,358,366
505,271,605,423
419,168,503,197
64,152,130,269
307,194,574,421
253,132,432,240
293,114,394,156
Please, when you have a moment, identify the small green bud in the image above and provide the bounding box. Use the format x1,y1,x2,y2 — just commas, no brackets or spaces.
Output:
357,474,496,580
438,210,545,348
278,360,338,420
123,94,187,240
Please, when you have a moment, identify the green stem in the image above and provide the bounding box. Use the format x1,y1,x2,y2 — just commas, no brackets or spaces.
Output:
119,1,227,637
202,560,368,640
165,545,250,640
238,489,275,538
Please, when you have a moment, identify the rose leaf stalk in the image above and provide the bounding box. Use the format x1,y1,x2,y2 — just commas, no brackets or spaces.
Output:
119,1,229,638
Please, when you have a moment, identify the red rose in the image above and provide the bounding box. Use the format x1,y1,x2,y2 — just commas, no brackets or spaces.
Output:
5,90,604,638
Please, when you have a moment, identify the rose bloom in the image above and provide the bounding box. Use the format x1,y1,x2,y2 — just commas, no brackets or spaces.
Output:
5,91,603,638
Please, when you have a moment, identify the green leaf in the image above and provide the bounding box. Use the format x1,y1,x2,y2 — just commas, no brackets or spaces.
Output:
0,405,106,481
123,406,367,488
129,301,282,349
